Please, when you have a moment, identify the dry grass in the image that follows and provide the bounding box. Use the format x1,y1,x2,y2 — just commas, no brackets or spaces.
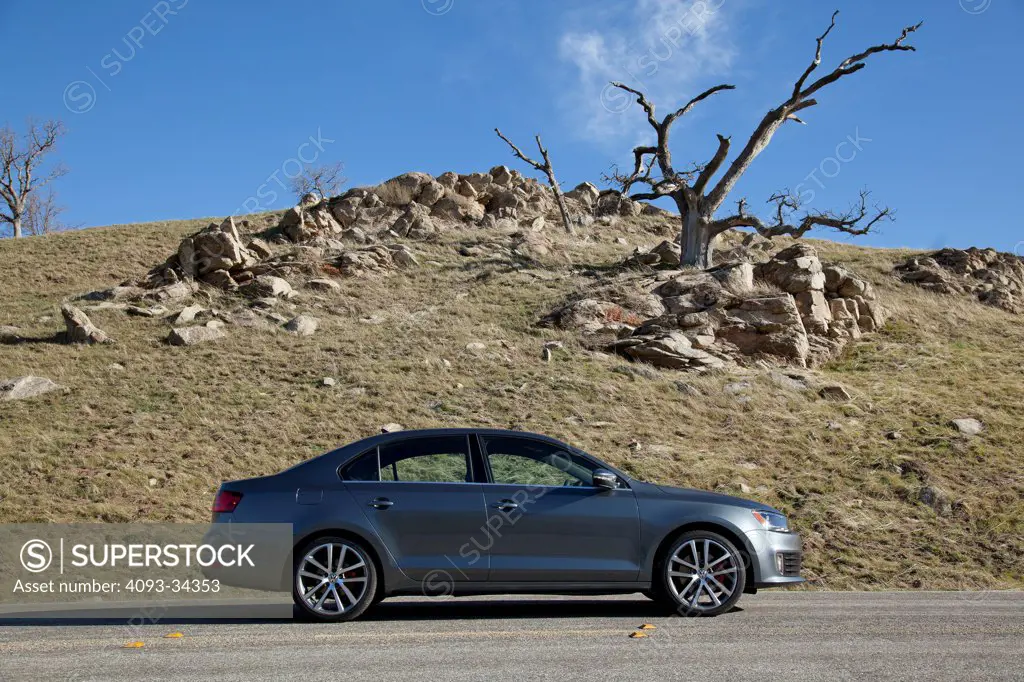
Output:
0,218,1021,591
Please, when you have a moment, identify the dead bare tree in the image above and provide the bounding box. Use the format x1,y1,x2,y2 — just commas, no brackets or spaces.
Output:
290,161,346,204
0,120,68,238
495,128,575,235
22,187,70,236
609,11,921,268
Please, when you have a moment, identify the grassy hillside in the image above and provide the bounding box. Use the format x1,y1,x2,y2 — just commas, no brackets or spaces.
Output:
1,214,1021,591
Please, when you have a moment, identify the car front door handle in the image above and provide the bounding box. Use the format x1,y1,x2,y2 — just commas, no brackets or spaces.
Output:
370,498,394,510
494,499,519,511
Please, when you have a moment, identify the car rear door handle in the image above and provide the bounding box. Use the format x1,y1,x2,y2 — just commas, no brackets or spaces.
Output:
369,498,394,509
493,499,519,511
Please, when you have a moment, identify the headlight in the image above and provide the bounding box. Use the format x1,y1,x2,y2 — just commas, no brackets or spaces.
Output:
752,509,790,532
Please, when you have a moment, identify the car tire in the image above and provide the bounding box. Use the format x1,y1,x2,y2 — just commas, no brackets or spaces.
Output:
657,530,746,617
292,536,378,622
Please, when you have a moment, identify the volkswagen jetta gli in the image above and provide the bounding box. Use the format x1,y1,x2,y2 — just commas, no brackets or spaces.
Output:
210,428,803,621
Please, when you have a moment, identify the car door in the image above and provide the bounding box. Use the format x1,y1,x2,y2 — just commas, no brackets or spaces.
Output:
342,434,489,581
479,434,641,583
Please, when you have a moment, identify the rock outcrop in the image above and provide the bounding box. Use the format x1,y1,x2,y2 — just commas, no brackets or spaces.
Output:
1,376,64,401
61,304,113,344
895,247,1024,314
545,243,886,371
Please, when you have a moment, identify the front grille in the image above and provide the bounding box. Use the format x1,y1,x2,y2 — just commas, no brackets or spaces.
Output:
779,551,802,576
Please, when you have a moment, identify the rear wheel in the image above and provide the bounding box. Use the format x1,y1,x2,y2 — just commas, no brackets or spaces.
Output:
292,537,377,622
658,530,746,617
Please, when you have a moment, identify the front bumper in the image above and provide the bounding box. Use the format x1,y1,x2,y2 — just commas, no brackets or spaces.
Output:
744,528,805,588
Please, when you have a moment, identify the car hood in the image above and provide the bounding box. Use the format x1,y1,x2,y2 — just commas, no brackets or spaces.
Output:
653,484,778,513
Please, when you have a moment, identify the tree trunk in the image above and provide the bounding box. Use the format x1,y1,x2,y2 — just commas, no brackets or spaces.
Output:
677,202,714,269
12,215,22,239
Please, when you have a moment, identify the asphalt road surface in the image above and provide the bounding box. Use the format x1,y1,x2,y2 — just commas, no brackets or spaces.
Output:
0,592,1022,681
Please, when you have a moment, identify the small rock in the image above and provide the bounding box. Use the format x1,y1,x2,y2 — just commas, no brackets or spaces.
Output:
168,326,227,346
108,363,126,372
247,238,273,259
542,347,553,362
674,381,702,397
886,430,903,441
615,237,629,246
148,478,159,487
174,305,205,325
628,440,642,451
285,314,319,337
242,275,293,299
205,319,226,330
61,304,113,345
724,381,752,395
126,305,167,318
322,377,337,387
0,326,21,343
770,372,809,391
738,482,752,494
826,421,842,431
951,418,983,436
819,385,853,402
612,364,660,381
380,423,403,433
919,485,953,516
465,342,487,352
307,278,342,293
0,376,64,401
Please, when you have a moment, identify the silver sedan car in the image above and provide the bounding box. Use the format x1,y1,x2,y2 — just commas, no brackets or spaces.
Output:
211,428,803,621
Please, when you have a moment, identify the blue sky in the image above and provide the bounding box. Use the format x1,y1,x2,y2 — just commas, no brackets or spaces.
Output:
2,0,1021,251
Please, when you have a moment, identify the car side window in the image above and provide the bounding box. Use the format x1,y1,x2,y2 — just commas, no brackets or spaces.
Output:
482,436,597,487
343,435,472,483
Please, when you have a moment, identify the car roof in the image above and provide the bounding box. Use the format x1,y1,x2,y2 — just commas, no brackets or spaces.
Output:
366,427,569,446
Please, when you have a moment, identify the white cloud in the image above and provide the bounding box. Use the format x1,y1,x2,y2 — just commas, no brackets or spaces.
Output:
557,0,737,142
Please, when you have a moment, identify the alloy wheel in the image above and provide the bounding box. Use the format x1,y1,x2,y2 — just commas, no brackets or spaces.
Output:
295,541,370,616
666,537,740,613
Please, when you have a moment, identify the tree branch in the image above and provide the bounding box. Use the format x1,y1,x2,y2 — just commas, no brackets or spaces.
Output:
495,128,576,235
662,84,736,129
495,128,544,172
609,82,659,131
693,134,730,196
712,189,893,238
705,11,921,215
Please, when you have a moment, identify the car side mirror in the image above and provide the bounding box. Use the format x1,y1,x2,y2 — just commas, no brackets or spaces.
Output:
593,469,618,490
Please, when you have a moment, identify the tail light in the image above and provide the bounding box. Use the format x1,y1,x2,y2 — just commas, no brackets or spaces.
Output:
212,489,243,513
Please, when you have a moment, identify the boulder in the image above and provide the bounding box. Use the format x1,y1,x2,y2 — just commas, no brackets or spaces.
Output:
819,385,853,401
0,376,64,401
489,165,514,186
391,203,436,238
174,305,205,325
612,333,725,371
168,326,227,346
757,244,825,293
711,262,755,294
285,314,319,337
241,276,293,299
566,182,600,208
61,304,113,344
951,418,983,436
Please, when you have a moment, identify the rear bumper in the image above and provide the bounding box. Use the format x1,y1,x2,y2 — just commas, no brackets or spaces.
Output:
745,528,805,588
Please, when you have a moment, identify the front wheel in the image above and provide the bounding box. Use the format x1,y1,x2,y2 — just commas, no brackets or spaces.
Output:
292,537,377,622
657,530,746,617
